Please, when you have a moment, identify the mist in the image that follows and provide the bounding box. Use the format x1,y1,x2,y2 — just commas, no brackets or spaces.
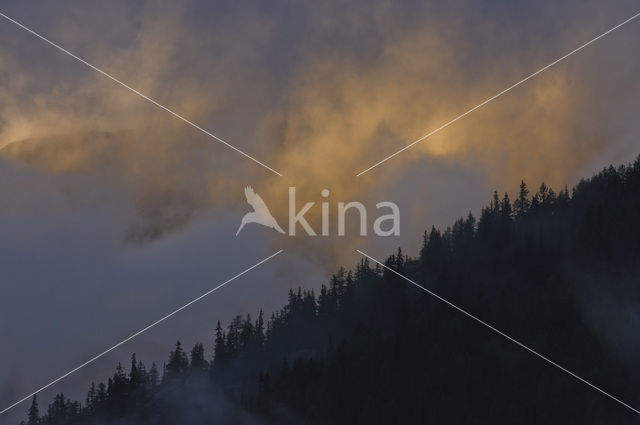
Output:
1,0,640,423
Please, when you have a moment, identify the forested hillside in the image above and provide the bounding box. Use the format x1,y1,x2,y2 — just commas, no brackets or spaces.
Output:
21,155,640,424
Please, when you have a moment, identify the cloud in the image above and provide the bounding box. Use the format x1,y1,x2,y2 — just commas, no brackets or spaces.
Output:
1,0,640,421
2,0,638,243
1,0,638,273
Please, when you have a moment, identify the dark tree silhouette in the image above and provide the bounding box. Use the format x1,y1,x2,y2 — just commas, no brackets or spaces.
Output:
21,155,640,425
165,341,189,381
27,395,38,425
189,343,208,372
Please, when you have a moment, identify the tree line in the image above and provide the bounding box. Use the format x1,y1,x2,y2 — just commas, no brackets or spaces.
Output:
20,155,640,424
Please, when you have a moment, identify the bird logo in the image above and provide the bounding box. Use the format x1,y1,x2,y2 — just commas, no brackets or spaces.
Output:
236,186,286,236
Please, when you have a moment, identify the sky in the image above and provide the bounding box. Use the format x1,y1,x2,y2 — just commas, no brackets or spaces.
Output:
1,0,639,422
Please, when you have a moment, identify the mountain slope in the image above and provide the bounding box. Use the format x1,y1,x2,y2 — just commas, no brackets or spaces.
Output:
21,155,640,425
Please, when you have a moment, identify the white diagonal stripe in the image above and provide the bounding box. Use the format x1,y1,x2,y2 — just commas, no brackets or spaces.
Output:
0,11,283,177
0,249,283,416
356,249,640,415
356,11,640,176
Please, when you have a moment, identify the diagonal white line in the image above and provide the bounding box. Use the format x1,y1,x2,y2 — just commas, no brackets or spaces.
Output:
356,249,640,415
0,249,283,416
356,11,640,176
0,11,283,177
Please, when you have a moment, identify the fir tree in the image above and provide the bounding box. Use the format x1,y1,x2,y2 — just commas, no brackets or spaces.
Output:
27,395,38,425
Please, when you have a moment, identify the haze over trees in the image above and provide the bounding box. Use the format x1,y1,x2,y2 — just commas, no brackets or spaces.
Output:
20,156,640,424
